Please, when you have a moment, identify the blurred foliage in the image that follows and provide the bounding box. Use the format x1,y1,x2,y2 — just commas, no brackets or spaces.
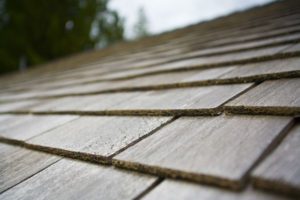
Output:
0,0,124,74
133,7,149,39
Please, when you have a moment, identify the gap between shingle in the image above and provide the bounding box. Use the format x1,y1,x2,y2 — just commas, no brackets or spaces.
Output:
133,177,164,200
245,119,295,186
0,158,62,195
108,117,178,159
110,118,295,191
0,108,223,117
0,117,177,166
111,159,243,190
252,177,300,197
224,106,300,116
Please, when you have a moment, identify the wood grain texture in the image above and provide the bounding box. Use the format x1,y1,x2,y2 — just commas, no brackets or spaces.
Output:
1,82,112,101
1,49,297,102
26,116,171,163
0,158,156,200
220,57,300,79
225,78,300,115
113,115,293,189
97,61,236,83
0,115,77,140
98,45,288,81
0,67,235,101
142,180,293,200
9,84,252,116
0,2,300,198
1,46,292,101
252,123,300,196
108,84,252,115
103,66,236,87
0,143,60,193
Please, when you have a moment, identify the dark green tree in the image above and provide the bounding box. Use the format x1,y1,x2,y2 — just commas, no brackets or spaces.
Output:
0,0,124,74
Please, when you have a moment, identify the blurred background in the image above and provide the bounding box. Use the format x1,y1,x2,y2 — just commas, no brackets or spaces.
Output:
0,0,274,75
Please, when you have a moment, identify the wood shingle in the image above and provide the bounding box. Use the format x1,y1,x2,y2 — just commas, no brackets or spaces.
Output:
1,0,300,199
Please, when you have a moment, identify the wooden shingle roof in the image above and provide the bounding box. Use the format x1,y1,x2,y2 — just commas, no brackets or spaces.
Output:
1,0,300,199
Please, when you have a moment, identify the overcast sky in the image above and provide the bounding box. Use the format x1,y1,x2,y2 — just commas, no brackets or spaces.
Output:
109,0,275,39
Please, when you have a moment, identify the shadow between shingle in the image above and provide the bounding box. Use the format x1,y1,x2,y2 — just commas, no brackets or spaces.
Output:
224,106,300,116
112,160,244,190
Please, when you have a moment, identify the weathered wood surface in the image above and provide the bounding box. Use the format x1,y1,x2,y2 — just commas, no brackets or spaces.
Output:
0,82,112,101
109,84,252,115
0,89,46,101
252,123,300,196
3,55,300,101
1,69,234,101
183,32,300,58
0,143,60,193
0,100,39,112
27,116,171,163
30,92,139,112
143,180,293,200
113,115,293,189
0,45,297,101
7,84,251,116
225,78,300,115
178,67,236,82
0,115,77,140
105,66,235,87
220,57,300,79
0,1,300,199
0,20,297,92
0,158,156,200
97,45,289,81
3,55,300,102
284,43,300,53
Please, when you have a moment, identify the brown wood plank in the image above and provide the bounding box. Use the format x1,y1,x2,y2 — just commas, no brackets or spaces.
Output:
26,116,171,163
0,143,60,193
0,158,156,200
0,115,77,140
252,123,300,196
143,180,293,200
225,78,300,115
113,115,293,189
